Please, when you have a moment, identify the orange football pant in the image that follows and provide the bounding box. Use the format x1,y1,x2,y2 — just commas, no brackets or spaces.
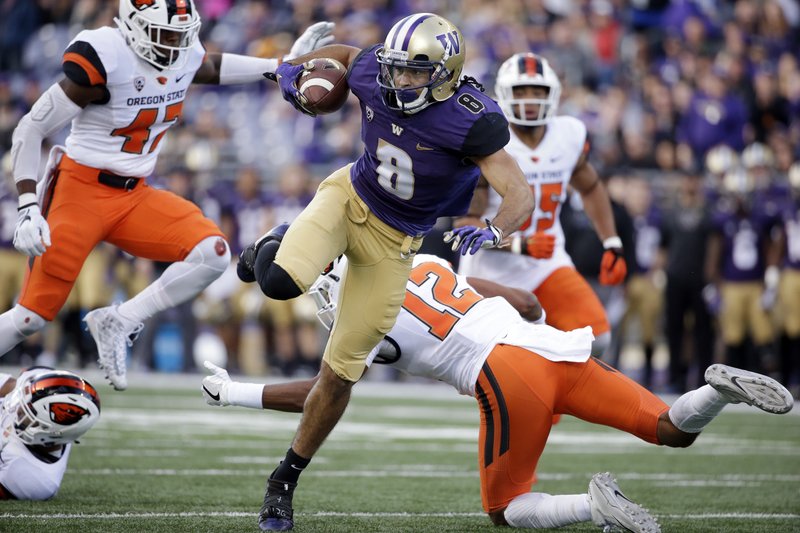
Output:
18,155,222,320
475,344,669,513
534,266,610,335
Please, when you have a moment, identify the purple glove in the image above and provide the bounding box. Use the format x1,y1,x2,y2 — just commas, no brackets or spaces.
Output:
266,62,315,116
443,220,503,256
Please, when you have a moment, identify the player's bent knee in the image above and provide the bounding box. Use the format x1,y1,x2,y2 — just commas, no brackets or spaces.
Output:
257,253,303,301
188,236,231,274
11,305,48,336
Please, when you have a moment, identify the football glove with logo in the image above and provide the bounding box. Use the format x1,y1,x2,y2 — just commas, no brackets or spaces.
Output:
598,237,626,285
13,194,50,257
271,62,315,116
201,361,231,407
444,219,504,256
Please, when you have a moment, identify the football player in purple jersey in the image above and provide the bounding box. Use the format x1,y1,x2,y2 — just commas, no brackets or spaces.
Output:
772,163,800,393
704,167,780,375
240,13,533,531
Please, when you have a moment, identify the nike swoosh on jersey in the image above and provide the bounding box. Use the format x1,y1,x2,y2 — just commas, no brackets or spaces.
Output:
416,143,435,151
202,385,220,401
176,73,188,82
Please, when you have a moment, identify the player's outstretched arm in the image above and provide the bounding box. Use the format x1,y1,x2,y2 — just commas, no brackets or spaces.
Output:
193,22,337,84
473,149,535,237
202,361,316,412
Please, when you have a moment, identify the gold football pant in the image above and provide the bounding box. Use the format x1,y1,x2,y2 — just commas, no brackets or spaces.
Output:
274,165,422,381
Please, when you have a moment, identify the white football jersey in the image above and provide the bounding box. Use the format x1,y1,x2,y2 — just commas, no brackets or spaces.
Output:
0,371,71,501
367,255,594,396
64,26,205,177
458,115,588,290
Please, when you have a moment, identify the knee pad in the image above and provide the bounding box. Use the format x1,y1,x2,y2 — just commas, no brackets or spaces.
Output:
258,260,303,301
186,236,231,277
591,331,611,358
12,305,48,336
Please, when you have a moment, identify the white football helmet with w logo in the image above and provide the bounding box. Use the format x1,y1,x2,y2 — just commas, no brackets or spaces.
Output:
2,369,100,447
116,0,201,70
495,52,561,126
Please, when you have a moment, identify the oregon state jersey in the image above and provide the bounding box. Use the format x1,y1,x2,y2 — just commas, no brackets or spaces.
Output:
62,26,205,177
459,116,588,290
0,371,71,501
366,255,594,396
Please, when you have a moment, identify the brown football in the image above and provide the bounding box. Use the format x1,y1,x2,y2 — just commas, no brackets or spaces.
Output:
297,58,350,115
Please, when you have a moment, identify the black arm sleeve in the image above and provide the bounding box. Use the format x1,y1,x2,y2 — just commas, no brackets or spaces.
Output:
461,112,510,157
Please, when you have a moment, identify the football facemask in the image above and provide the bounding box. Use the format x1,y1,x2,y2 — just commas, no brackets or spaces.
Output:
308,256,348,331
495,52,561,126
3,370,100,447
116,0,201,70
376,13,465,114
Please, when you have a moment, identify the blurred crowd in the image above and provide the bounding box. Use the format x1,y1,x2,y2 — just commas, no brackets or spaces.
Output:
0,0,798,393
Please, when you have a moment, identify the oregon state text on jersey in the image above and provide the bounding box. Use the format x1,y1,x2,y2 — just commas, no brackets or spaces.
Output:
366,255,594,395
459,115,588,290
62,26,204,177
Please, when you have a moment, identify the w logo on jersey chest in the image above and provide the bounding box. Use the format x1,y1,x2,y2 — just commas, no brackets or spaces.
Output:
391,124,404,136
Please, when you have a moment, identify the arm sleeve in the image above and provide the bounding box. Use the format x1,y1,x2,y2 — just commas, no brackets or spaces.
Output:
62,40,107,87
10,83,81,183
461,112,510,157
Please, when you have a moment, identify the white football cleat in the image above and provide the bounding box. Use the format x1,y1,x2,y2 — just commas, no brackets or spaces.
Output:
84,305,143,391
202,361,231,407
589,472,660,533
705,364,794,414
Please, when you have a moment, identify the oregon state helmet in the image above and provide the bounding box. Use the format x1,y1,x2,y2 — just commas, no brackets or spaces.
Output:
308,257,348,331
376,13,465,114
2,370,100,447
495,52,561,126
116,0,201,70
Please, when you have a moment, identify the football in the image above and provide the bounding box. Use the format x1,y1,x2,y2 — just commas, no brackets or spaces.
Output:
297,58,350,115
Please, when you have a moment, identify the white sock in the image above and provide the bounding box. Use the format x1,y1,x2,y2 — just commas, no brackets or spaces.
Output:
227,382,264,409
504,492,591,528
668,385,728,433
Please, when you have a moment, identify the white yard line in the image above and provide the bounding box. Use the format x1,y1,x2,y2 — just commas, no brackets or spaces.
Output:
1,511,797,520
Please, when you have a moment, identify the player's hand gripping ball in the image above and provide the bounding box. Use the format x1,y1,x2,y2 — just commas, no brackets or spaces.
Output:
297,58,350,115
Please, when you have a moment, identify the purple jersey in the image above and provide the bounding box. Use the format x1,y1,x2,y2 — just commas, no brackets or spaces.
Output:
347,45,510,236
712,203,776,282
633,207,662,273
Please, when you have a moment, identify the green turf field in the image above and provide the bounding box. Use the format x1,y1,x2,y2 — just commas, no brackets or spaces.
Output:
1,373,799,532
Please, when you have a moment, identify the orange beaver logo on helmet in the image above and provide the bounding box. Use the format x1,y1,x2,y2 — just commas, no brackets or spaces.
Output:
49,403,89,425
132,0,156,9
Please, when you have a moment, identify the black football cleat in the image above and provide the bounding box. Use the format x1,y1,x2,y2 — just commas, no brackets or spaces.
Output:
258,475,297,531
237,223,290,283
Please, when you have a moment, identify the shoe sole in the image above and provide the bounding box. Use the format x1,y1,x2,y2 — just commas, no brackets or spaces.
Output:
258,518,293,531
84,312,127,391
589,473,660,533
705,364,793,414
